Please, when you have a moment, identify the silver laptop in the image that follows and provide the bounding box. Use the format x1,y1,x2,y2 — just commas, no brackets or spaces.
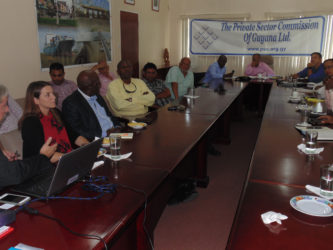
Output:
13,138,102,198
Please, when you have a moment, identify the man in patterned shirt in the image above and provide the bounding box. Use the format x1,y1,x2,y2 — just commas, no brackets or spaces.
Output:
49,62,77,110
142,62,171,107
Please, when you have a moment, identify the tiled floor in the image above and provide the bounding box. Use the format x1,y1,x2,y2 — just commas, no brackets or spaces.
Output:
154,111,262,250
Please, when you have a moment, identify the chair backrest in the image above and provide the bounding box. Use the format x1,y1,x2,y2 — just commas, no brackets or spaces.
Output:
16,98,25,109
0,129,23,159
261,55,274,69
157,67,171,80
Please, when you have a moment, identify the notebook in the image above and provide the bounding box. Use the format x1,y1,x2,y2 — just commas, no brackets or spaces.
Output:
12,138,102,198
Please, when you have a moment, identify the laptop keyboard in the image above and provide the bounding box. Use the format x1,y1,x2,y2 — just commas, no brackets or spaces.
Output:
12,167,54,198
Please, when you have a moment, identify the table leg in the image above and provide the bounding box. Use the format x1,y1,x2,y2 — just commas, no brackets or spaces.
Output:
195,136,209,188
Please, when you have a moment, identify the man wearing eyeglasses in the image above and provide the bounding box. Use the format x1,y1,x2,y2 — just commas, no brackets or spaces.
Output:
106,60,155,118
49,62,77,110
62,70,120,141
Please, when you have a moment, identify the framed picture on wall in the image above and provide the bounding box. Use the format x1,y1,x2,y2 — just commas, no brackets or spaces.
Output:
125,0,135,5
35,0,112,69
152,0,159,12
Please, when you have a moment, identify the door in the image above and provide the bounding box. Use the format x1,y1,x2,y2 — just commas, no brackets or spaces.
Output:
120,11,139,77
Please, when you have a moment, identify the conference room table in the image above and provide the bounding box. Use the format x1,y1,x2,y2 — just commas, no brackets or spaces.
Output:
227,84,333,249
0,80,249,250
0,161,168,250
121,80,248,181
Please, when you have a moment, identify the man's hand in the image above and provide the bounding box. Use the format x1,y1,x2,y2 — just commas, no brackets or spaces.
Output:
318,115,333,125
307,62,315,68
251,61,258,67
126,98,132,102
75,136,89,147
107,127,122,135
324,77,333,90
142,91,149,95
40,137,57,158
91,62,103,71
2,149,18,161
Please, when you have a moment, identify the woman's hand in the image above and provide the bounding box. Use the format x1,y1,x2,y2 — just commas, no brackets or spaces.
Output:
40,137,57,158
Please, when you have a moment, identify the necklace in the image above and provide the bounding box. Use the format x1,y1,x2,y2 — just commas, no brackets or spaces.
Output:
123,82,137,93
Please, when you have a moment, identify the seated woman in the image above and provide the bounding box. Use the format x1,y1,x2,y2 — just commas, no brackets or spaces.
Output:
18,81,88,163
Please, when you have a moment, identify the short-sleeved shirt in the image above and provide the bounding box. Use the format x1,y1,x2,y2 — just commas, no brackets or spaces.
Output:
165,66,194,99
50,79,77,110
298,64,325,83
143,78,171,106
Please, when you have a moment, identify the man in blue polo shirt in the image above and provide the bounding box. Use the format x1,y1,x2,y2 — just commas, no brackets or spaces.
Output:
292,52,325,83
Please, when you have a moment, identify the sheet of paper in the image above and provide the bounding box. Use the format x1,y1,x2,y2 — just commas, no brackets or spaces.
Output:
109,133,134,139
295,126,333,141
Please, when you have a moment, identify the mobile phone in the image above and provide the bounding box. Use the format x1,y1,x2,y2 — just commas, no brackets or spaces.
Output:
168,106,178,111
0,193,31,206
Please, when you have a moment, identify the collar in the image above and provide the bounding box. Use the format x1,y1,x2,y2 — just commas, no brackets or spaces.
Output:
78,88,97,102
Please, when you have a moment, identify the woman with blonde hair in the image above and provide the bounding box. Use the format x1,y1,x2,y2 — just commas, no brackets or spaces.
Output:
19,81,88,163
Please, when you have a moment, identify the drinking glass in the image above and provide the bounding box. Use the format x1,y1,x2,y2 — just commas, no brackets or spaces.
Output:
109,135,121,160
300,109,310,125
187,87,195,97
291,88,299,98
320,164,333,197
305,130,318,152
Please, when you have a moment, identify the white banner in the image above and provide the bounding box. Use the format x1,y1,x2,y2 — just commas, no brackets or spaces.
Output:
190,17,325,56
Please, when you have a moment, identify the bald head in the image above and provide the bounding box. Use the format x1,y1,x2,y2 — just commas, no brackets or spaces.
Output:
179,57,191,74
77,70,100,96
217,55,227,68
117,60,133,82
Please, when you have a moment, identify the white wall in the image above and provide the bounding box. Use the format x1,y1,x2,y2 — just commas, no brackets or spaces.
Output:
0,0,169,98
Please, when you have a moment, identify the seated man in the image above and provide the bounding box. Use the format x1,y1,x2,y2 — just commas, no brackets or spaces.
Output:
292,52,325,83
245,54,275,76
49,62,77,110
62,70,120,141
142,62,171,107
0,95,22,134
165,57,194,99
202,55,234,85
322,59,333,112
0,84,56,189
91,59,117,96
106,60,155,117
